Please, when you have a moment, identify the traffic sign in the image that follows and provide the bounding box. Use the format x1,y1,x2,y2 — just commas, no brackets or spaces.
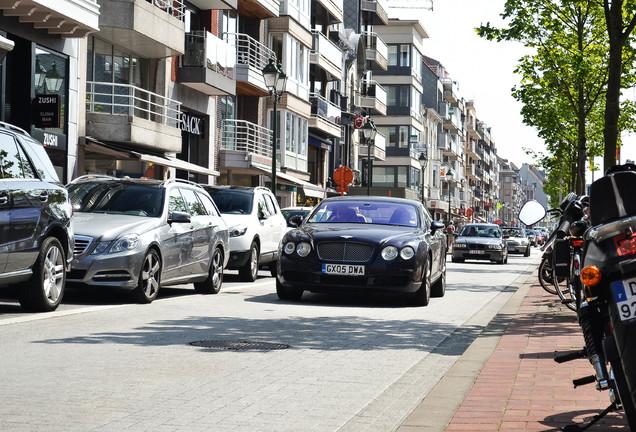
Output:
353,116,365,129
334,166,354,185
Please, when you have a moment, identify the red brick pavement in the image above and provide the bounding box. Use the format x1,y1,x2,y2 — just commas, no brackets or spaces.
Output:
444,282,629,431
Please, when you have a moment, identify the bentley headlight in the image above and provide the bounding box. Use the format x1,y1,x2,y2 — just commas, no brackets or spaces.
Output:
284,242,296,255
400,246,415,260
381,246,399,261
110,234,140,253
296,242,311,257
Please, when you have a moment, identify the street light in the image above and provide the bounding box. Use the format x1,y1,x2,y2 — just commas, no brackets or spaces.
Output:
44,61,64,93
34,57,46,91
363,119,377,196
262,58,287,197
418,151,428,204
445,167,454,223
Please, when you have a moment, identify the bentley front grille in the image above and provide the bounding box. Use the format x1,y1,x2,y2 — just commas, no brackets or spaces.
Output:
317,242,374,262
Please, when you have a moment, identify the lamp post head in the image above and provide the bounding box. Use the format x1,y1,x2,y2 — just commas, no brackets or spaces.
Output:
362,119,377,140
446,168,454,181
262,58,280,92
418,152,428,169
44,62,63,93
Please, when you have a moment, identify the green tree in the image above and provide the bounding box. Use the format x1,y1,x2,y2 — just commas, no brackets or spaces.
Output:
478,0,609,195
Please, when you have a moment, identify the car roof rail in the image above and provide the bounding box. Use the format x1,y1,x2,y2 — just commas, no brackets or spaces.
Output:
0,121,30,137
68,174,118,183
162,178,203,188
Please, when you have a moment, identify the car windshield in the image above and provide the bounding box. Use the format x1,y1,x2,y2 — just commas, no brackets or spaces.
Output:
210,190,253,215
68,182,164,217
502,228,525,237
459,225,501,238
307,201,419,227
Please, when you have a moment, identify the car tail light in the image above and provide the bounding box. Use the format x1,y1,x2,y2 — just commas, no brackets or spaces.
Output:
614,234,636,257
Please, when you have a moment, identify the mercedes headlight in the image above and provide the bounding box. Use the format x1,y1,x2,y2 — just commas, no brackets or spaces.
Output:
109,234,140,253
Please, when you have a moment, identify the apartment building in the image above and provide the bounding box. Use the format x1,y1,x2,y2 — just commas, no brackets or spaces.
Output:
0,1,100,183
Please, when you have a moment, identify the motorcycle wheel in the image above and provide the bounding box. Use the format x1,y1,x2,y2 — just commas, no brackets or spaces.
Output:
538,255,558,295
608,303,636,430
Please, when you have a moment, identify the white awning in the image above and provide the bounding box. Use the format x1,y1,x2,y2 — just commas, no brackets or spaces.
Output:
276,171,326,198
136,153,220,177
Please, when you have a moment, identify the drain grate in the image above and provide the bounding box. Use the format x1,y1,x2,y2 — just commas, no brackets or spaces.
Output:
189,340,291,351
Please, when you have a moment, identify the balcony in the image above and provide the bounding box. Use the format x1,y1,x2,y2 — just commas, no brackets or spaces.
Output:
443,134,461,160
475,165,484,179
466,140,482,160
443,106,462,132
178,31,236,96
362,31,388,71
237,0,279,18
310,30,343,81
465,164,478,181
437,101,449,119
357,80,387,115
85,81,182,153
359,132,386,162
442,79,458,103
309,93,341,138
313,0,343,24
219,119,274,170
96,0,185,58
437,132,448,151
0,0,100,37
466,123,482,140
228,33,274,97
478,122,491,144
187,0,237,9
360,0,388,25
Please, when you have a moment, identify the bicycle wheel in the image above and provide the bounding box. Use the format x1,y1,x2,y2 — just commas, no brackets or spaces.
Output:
553,274,577,311
538,255,558,295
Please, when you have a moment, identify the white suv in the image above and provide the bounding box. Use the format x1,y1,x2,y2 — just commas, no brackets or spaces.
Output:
205,186,286,281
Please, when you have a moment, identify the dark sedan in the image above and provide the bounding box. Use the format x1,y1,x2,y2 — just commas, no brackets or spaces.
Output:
276,196,447,306
452,223,508,264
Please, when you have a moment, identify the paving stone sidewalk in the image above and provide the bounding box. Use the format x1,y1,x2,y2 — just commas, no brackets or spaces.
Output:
399,279,630,431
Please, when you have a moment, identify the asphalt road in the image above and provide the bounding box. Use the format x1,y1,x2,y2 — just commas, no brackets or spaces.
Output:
0,249,540,431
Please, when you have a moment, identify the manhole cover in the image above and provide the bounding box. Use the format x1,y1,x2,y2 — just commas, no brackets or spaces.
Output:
189,340,291,351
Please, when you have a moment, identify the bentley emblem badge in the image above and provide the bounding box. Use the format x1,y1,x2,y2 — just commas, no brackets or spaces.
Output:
341,235,353,239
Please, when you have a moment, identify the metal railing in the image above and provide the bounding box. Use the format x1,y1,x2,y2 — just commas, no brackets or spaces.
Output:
311,31,343,70
86,81,181,128
221,119,273,157
226,33,275,71
182,31,236,79
362,31,388,62
147,0,185,21
310,92,341,124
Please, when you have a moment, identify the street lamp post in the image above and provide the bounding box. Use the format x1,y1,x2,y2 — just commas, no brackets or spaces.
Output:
418,152,428,204
261,58,287,197
445,167,454,223
363,119,377,196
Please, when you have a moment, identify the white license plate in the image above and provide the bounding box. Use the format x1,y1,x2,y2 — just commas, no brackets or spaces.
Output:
469,250,485,255
322,263,365,276
611,277,636,321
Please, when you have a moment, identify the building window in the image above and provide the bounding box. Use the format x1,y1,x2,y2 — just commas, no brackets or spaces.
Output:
386,85,409,107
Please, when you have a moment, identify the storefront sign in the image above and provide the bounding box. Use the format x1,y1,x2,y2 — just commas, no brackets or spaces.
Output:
180,112,203,136
31,129,67,152
33,94,60,128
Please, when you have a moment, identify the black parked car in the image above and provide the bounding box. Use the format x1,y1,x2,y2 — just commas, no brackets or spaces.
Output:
276,196,447,306
452,223,507,264
0,122,73,311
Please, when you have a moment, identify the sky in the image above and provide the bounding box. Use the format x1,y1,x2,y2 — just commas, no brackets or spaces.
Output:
387,0,544,168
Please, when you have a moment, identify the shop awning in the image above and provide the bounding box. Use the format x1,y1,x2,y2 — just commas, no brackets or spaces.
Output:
277,171,326,198
135,153,219,177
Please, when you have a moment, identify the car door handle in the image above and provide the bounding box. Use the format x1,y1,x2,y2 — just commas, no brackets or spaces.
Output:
38,192,48,202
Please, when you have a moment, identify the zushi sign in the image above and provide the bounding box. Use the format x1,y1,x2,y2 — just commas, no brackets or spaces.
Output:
31,129,67,152
33,94,60,128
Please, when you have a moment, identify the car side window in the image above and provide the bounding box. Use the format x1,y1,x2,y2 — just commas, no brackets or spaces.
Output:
263,193,278,216
257,194,271,218
180,188,206,216
197,192,220,217
168,188,188,215
0,133,31,179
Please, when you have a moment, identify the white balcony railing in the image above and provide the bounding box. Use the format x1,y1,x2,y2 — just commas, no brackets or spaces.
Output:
227,33,275,71
182,31,236,79
361,80,387,105
221,119,273,157
86,81,181,128
147,0,185,21
362,31,388,62
311,31,343,70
